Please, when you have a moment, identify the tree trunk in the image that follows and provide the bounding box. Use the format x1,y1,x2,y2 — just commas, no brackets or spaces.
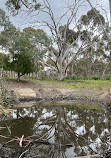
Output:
18,72,21,82
109,50,111,73
58,70,66,80
71,63,74,75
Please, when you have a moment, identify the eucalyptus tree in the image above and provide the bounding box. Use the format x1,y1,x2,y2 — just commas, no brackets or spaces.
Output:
73,8,106,76
87,0,111,74
3,32,36,81
32,0,96,80
5,0,40,15
0,8,18,77
9,27,50,81
0,8,18,51
0,7,50,80
0,53,10,70
23,27,51,78
0,13,50,81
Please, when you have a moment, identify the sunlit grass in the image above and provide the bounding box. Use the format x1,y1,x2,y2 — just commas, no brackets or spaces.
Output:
31,79,111,91
4,77,111,91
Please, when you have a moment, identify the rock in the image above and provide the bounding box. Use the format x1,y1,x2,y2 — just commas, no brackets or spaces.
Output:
17,88,36,98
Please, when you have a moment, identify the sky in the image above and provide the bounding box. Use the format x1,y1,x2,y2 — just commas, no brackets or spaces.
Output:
0,0,110,31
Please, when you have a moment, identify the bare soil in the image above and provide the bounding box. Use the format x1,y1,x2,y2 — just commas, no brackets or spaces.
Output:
2,79,110,103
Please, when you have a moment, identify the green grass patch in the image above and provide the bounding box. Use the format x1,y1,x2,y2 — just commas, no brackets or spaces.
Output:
4,77,111,91
33,79,111,91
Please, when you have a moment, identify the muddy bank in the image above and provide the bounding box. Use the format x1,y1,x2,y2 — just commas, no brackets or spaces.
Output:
2,79,111,109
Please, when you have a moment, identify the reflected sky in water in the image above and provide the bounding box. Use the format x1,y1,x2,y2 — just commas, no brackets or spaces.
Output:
0,103,111,158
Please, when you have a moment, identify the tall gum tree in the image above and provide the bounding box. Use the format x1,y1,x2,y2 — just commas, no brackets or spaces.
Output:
87,0,111,74
74,9,106,76
34,0,95,80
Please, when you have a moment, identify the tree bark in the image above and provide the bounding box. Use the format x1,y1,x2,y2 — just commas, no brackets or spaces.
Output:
58,69,67,80
17,72,24,82
18,72,21,82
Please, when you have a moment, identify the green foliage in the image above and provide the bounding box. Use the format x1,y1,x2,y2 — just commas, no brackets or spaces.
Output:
103,74,111,81
59,25,78,44
8,33,36,79
80,8,105,27
87,9,105,26
90,75,101,80
65,74,102,81
64,75,89,81
80,30,90,41
64,74,111,82
0,53,12,72
23,27,51,47
0,53,5,68
0,9,10,29
2,54,11,71
6,0,41,15
65,75,78,80
12,52,34,75
0,8,17,49
39,75,48,80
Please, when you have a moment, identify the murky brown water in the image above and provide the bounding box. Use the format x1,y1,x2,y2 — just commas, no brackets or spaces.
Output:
0,102,111,158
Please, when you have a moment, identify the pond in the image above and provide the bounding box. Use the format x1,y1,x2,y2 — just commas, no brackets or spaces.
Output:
0,101,111,158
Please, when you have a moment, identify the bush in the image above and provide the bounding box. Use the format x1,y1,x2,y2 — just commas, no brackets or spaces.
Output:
82,75,90,80
65,74,104,81
65,75,78,80
39,75,47,80
90,75,101,80
103,74,111,81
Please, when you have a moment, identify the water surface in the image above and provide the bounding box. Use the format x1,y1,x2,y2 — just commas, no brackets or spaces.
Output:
0,102,110,158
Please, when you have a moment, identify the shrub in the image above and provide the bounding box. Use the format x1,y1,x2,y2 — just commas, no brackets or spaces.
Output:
39,75,47,80
65,75,78,80
104,74,111,81
90,75,101,80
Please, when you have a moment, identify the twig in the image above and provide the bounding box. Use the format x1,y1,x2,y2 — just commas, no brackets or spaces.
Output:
19,135,24,147
3,138,31,146
18,149,29,158
0,135,10,139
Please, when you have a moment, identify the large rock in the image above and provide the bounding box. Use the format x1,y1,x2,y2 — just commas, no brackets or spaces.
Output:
17,88,36,98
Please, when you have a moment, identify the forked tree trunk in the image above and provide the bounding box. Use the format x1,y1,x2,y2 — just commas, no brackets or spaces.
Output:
58,69,67,80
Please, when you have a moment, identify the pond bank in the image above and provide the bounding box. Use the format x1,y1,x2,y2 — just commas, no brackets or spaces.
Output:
2,79,111,109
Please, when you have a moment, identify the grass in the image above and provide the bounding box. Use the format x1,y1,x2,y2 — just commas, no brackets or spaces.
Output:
0,104,12,115
4,77,111,91
30,79,111,91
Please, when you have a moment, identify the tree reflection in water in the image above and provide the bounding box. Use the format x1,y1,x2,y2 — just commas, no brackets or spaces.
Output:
0,104,111,158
